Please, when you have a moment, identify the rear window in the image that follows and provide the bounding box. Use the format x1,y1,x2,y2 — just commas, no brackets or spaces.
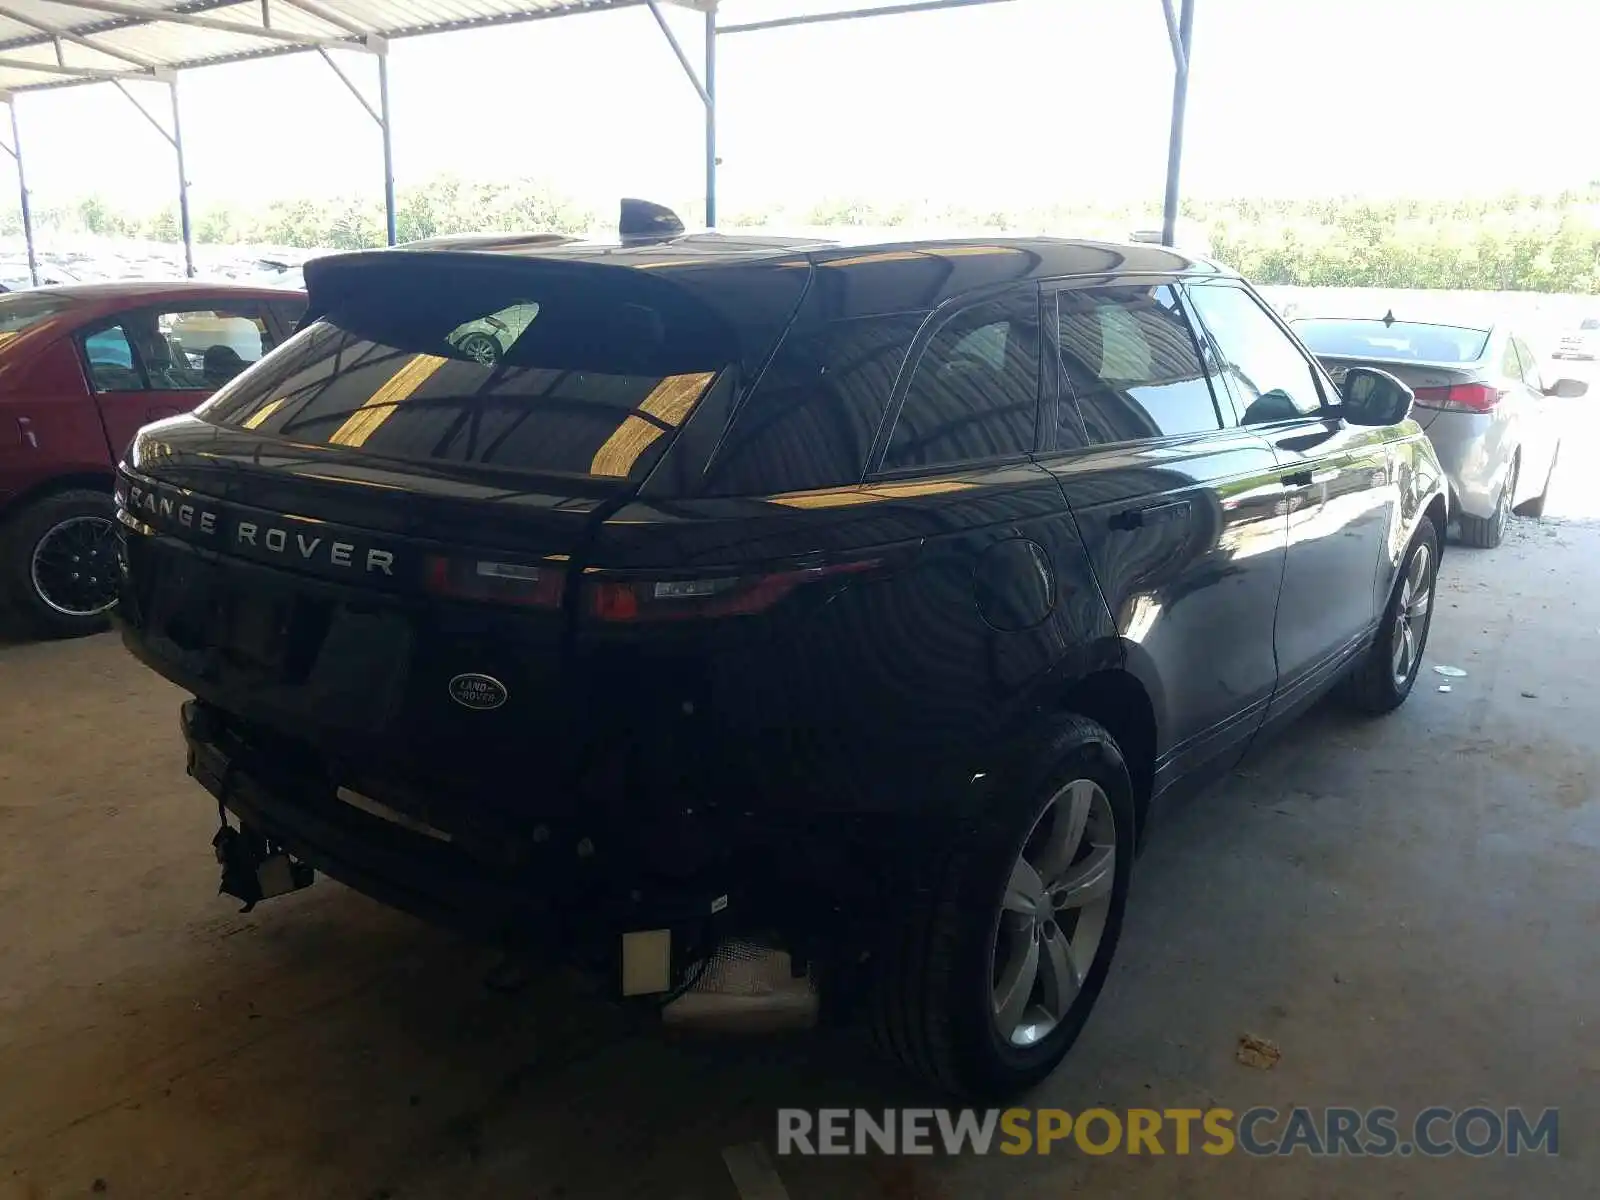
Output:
0,292,74,334
200,266,735,483
1292,319,1489,364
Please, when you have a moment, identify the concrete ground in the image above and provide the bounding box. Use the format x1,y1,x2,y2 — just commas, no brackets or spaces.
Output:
4,374,1599,1199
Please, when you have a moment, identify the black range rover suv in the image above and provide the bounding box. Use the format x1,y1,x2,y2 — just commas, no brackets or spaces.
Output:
115,205,1447,1097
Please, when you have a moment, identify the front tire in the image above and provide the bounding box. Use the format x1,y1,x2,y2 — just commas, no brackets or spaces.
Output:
868,715,1136,1098
0,489,119,639
1343,516,1439,715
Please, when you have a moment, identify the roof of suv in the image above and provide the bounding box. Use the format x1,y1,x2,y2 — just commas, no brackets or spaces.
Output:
392,229,1223,279
309,231,1226,327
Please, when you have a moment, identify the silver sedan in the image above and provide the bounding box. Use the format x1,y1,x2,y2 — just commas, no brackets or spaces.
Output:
1292,316,1587,547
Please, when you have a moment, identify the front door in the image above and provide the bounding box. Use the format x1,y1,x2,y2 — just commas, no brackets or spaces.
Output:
1183,280,1394,717
1038,279,1288,793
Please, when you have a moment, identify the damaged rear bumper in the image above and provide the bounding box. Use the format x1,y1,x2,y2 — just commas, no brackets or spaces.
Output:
179,699,738,968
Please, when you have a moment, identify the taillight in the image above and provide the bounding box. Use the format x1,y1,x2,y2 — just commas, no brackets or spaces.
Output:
1412,383,1502,413
586,560,879,623
423,554,566,609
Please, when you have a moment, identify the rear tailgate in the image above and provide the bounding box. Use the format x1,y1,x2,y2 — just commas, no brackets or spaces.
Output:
119,250,804,796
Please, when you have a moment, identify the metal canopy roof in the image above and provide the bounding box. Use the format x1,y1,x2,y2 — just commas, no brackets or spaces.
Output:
0,0,653,92
0,0,1197,290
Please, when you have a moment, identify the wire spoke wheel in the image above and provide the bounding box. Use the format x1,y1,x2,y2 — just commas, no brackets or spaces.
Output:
29,515,119,618
991,778,1116,1048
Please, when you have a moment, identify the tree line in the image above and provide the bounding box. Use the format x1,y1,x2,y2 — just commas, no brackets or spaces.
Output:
12,177,1600,294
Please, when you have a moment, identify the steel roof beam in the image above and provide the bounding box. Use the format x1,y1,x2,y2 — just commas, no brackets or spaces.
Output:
0,53,152,79
276,0,369,37
36,0,364,49
719,0,1014,36
0,5,160,68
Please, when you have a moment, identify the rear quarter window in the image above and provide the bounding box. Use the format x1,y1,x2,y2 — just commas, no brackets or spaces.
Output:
702,312,925,497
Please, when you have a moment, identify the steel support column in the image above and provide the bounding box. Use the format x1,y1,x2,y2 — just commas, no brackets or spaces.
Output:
378,49,396,244
318,43,396,245
113,78,194,277
1160,0,1194,248
2,97,37,286
170,78,194,276
704,7,717,228
645,0,716,228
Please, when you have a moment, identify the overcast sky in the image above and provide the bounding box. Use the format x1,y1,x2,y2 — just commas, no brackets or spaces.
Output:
11,0,1600,216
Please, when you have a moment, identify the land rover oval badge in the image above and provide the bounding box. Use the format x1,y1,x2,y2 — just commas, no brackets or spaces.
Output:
448,673,507,711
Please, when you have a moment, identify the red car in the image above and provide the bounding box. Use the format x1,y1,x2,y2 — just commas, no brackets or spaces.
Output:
0,282,306,637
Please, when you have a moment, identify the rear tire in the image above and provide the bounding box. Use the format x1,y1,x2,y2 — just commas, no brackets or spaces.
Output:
1343,516,1438,715
1458,456,1517,549
867,715,1136,1099
0,489,119,639
1515,443,1557,519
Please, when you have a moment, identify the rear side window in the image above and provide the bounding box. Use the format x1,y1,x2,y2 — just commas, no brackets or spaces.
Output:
1499,339,1524,380
202,267,734,483
83,304,274,393
704,313,923,496
84,326,141,392
1054,284,1220,444
1511,337,1543,392
881,289,1039,471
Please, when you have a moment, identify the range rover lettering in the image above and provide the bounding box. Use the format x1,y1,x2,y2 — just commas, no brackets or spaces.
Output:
114,201,1448,1098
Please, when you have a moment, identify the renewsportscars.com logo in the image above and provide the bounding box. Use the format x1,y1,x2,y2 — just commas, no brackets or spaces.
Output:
777,1106,1560,1158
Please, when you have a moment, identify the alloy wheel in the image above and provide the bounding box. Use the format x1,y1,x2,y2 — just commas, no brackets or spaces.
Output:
29,515,120,618
1494,460,1518,541
991,778,1117,1048
457,332,500,365
1391,542,1433,687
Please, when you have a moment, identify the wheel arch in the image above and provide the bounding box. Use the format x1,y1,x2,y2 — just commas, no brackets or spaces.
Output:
1423,492,1447,559
1054,668,1158,846
1,470,117,523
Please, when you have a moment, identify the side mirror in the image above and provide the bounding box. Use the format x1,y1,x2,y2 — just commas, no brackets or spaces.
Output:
1340,366,1414,426
1546,377,1589,399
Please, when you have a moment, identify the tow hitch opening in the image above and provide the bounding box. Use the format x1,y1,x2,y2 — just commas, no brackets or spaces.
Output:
212,820,315,913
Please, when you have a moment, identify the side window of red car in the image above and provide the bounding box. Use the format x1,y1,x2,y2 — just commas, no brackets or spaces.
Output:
82,325,144,393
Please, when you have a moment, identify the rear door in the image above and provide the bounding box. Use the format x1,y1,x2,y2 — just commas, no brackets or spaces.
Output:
1509,334,1558,502
78,298,277,460
575,282,1101,806
1038,277,1286,791
1184,279,1394,719
784,284,1086,775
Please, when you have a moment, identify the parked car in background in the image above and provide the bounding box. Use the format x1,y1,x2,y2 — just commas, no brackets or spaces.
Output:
444,300,541,363
114,210,1447,1097
1555,316,1599,361
1291,316,1586,547
0,281,306,637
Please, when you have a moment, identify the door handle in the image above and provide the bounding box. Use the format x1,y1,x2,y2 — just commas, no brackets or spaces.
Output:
1109,498,1191,530
1282,468,1336,488
15,416,37,449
